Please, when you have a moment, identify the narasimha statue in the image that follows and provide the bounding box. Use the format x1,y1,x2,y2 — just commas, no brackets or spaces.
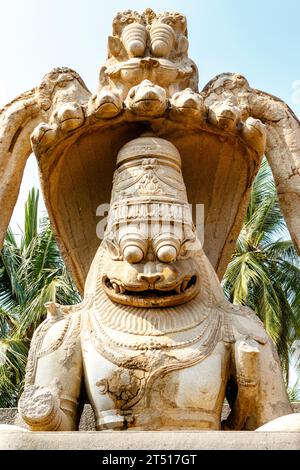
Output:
0,9,299,432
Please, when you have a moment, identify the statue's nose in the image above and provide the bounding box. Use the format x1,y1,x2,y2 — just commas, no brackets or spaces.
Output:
137,273,163,289
137,262,163,288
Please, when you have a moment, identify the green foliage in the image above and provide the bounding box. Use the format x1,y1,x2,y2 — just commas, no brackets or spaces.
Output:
223,159,300,382
0,188,81,407
288,379,300,402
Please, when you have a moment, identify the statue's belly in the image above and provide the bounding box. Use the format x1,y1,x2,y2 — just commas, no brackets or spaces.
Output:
82,334,230,431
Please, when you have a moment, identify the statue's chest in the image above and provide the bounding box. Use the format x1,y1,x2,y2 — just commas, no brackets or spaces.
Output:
81,309,231,430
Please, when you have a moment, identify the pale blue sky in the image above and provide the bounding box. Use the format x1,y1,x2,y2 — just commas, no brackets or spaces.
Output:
1,0,299,229
1,0,300,104
1,0,300,385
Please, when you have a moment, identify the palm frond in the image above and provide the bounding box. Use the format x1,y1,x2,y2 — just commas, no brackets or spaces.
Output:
287,379,300,401
21,188,39,251
0,336,28,407
223,158,300,379
0,187,81,405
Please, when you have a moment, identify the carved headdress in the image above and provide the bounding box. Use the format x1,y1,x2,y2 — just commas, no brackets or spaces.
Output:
107,135,194,246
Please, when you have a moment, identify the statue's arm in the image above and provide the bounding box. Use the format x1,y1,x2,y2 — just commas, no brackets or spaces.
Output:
224,312,292,430
244,337,292,429
18,307,83,431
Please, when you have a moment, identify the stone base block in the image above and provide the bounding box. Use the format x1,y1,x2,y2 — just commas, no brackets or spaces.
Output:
0,431,299,450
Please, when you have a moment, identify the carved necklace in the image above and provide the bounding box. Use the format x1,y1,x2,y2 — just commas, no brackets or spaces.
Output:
91,304,219,351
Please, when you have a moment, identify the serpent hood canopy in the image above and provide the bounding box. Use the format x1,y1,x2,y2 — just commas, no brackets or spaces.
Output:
0,9,299,293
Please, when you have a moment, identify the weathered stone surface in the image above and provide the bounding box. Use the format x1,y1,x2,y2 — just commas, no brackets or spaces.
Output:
256,413,300,432
0,404,96,430
2,403,300,431
0,408,18,426
1,430,300,450
0,425,28,433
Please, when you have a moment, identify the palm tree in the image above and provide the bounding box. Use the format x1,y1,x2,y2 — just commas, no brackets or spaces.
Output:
288,379,300,401
0,188,81,407
222,159,300,382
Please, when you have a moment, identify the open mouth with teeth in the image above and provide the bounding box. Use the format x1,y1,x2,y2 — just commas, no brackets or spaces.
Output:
133,98,164,110
176,104,199,112
135,98,160,102
102,275,199,307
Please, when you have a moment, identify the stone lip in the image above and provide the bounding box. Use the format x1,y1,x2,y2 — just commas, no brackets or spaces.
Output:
0,430,300,450
1,404,300,449
1,403,299,431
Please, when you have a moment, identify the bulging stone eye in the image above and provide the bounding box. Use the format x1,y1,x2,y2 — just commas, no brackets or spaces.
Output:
123,245,144,263
156,244,177,263
153,234,180,263
120,233,147,264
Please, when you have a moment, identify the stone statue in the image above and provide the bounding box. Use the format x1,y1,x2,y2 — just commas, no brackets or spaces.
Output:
0,9,299,432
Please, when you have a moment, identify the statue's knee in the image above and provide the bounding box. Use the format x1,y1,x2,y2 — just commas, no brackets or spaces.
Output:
18,384,75,431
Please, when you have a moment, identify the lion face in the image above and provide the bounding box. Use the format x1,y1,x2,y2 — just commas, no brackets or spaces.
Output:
101,230,201,308
100,134,202,308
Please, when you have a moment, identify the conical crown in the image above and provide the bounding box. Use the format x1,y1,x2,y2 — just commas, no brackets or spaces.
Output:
107,135,193,232
116,135,181,169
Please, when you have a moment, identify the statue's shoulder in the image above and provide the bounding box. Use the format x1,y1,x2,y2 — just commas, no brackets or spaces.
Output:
30,301,84,354
223,303,269,345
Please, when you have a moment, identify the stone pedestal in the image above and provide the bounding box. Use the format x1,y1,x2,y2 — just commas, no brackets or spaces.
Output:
0,431,299,450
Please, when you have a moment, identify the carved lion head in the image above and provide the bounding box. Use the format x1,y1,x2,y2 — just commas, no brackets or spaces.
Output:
101,134,202,307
